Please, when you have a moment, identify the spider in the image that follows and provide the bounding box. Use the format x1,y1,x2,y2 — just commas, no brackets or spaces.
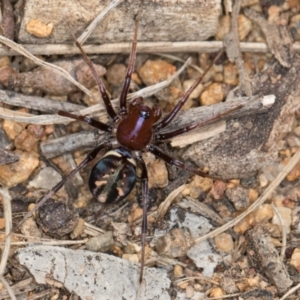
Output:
14,17,230,283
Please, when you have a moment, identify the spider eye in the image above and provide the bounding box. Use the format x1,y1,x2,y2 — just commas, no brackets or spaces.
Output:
140,110,150,119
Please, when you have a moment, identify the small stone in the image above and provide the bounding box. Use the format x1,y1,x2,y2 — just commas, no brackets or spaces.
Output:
238,14,252,41
0,150,39,187
146,158,168,189
272,206,292,233
26,19,54,38
20,218,42,239
209,287,225,297
234,213,255,234
28,167,62,190
254,204,274,223
106,64,127,86
259,173,269,187
122,254,139,264
183,79,204,100
128,205,143,223
70,218,85,239
214,233,234,252
37,199,79,237
210,180,227,200
185,285,195,298
216,15,230,41
189,176,213,194
156,227,194,258
286,161,300,181
226,186,250,211
174,265,183,277
0,56,11,68
223,63,238,86
294,126,300,136
0,218,5,230
249,189,259,203
138,59,182,102
290,248,300,272
2,118,26,140
86,231,114,252
199,82,224,106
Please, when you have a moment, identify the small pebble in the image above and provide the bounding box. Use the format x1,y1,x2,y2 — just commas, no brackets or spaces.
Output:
290,248,300,272
226,186,250,211
199,82,224,106
0,150,39,187
223,63,238,86
286,161,300,181
174,265,183,277
26,19,54,37
185,285,195,298
272,206,292,233
20,218,42,239
209,287,225,297
122,254,139,264
210,180,227,200
106,63,127,86
259,173,269,187
28,167,62,190
156,227,194,258
146,158,168,189
183,79,204,100
86,231,114,252
214,233,234,252
2,117,26,140
138,59,182,102
234,213,255,234
249,188,259,203
70,218,85,239
0,218,5,230
238,14,253,41
254,204,274,223
128,205,143,223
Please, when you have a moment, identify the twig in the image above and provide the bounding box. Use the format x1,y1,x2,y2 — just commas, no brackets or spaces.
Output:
0,41,300,56
77,0,123,45
224,0,252,96
195,148,300,244
0,188,12,274
0,35,96,101
0,188,15,300
271,204,287,260
0,90,85,113
0,275,16,300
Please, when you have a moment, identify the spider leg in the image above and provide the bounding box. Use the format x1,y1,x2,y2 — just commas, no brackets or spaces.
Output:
58,111,112,132
73,38,118,122
153,50,223,132
134,151,148,283
10,141,112,234
119,14,139,116
148,144,222,181
155,104,244,141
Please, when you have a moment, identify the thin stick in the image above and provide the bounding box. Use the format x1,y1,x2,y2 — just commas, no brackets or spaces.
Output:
195,148,300,244
0,188,12,274
0,41,300,56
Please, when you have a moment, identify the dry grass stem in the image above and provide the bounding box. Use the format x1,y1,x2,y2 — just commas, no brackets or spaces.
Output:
0,41,300,56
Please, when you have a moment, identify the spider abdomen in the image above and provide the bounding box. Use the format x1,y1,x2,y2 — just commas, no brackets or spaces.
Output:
89,147,136,204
